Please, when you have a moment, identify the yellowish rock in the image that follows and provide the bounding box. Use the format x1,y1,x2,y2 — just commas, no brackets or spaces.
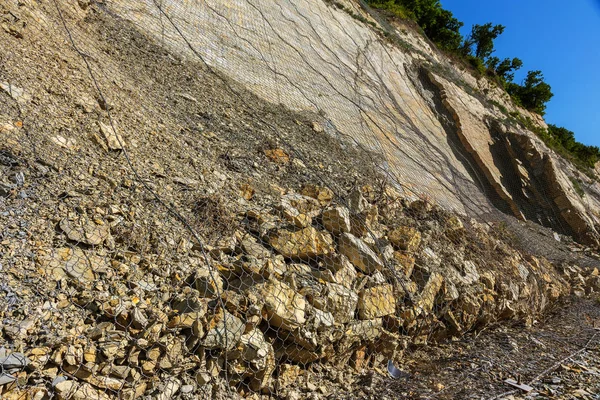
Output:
358,284,396,319
388,226,421,252
269,227,333,259
301,184,334,206
259,279,306,330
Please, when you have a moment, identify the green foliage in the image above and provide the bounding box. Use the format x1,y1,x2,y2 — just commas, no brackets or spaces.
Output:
366,0,463,50
490,100,508,115
548,124,600,168
328,1,379,27
570,177,585,198
486,57,522,82
365,0,591,178
466,55,486,74
509,114,598,176
507,70,553,115
464,23,505,60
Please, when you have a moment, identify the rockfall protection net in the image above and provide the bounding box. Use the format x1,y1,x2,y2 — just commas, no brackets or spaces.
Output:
1,1,600,399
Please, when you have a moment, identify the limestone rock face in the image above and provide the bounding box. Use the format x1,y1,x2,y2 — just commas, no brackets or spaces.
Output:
107,0,600,246
1,0,597,398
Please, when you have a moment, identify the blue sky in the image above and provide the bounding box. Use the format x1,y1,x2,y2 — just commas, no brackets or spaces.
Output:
440,0,600,147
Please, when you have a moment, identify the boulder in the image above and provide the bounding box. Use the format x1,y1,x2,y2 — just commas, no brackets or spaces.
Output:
189,265,224,299
415,273,444,315
320,283,358,324
202,309,245,351
358,284,396,319
321,206,351,234
269,227,333,259
301,184,334,206
278,193,322,228
238,329,276,390
392,251,415,278
347,189,369,214
99,121,124,150
59,216,110,246
349,206,379,237
264,148,290,164
338,233,384,274
259,280,306,330
322,254,357,289
388,226,421,252
38,247,108,283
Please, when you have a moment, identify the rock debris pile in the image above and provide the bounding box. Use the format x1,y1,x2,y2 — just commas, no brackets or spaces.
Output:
3,180,599,399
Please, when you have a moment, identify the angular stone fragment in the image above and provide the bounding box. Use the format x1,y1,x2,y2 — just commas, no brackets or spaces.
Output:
347,189,369,214
59,217,110,246
190,266,224,298
55,381,111,400
415,272,444,315
301,184,334,206
388,226,421,252
278,193,321,228
392,251,415,278
202,309,244,351
349,205,379,237
264,148,290,164
259,279,306,330
269,227,333,259
321,206,351,234
277,364,302,389
305,306,335,331
357,284,396,319
238,329,276,390
39,247,108,282
338,233,384,274
321,283,358,324
326,255,357,289
0,82,30,103
99,121,124,150
445,216,464,230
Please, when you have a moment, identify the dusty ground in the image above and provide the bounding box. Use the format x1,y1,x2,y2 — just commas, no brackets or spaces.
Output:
336,296,600,400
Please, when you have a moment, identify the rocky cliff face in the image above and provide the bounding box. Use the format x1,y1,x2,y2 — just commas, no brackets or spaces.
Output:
105,0,600,246
1,0,600,399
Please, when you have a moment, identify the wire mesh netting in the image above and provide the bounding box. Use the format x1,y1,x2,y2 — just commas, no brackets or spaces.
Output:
1,0,600,399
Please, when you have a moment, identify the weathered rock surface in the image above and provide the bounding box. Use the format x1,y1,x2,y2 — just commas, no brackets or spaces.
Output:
259,279,307,330
268,227,334,259
358,284,396,319
321,206,351,235
338,233,384,274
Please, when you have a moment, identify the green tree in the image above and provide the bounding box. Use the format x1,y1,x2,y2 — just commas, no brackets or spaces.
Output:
464,23,505,60
508,70,553,115
496,57,523,81
425,8,463,51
